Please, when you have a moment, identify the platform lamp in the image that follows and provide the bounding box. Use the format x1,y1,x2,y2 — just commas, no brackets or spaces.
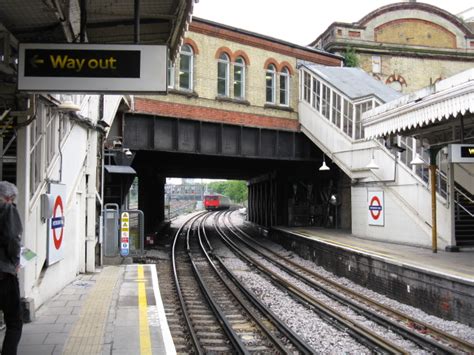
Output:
56,100,81,113
410,153,426,166
319,154,330,171
365,149,379,170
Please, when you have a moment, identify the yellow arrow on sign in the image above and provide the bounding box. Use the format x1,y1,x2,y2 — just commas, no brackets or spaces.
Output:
30,54,44,68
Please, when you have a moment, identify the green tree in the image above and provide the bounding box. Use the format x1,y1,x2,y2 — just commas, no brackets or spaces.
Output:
343,47,359,68
208,180,248,203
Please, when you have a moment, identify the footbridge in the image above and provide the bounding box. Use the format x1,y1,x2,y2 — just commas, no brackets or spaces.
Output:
298,64,474,250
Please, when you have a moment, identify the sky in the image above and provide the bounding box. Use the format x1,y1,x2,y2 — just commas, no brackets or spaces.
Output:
193,1,473,46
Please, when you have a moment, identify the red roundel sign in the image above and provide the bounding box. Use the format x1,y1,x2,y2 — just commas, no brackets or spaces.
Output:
51,196,65,250
369,196,382,220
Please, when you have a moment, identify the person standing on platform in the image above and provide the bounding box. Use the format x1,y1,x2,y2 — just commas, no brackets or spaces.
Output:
0,181,23,355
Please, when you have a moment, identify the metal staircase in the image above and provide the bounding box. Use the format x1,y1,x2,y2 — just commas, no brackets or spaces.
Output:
0,109,17,183
297,64,465,250
454,185,474,247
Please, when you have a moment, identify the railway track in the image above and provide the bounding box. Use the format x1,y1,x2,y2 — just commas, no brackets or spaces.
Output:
154,210,474,353
166,211,314,353
217,210,474,354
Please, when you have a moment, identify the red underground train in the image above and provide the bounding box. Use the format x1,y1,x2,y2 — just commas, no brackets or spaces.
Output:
203,194,231,210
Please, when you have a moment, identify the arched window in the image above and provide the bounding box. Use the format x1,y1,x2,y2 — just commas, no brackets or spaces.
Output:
179,44,193,91
234,57,245,99
279,67,290,106
217,53,230,96
266,64,276,103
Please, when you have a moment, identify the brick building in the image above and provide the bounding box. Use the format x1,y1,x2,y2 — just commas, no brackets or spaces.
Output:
311,1,474,93
133,17,342,132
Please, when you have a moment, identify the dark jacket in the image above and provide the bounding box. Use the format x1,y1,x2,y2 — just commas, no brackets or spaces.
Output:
0,202,22,275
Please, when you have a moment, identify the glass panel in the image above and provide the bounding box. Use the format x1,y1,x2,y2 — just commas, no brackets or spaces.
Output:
234,63,244,99
354,101,373,139
311,78,320,110
343,100,353,138
179,54,191,90
181,44,192,54
303,72,311,103
331,92,342,128
266,70,275,103
217,61,228,96
279,73,288,105
321,84,330,119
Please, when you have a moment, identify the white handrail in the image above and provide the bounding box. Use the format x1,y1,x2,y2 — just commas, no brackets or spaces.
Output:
455,200,474,218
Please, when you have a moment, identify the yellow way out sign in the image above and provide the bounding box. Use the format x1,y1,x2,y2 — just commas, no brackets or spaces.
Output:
18,43,167,93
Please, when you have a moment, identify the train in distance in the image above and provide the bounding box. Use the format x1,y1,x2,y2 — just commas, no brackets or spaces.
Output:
203,194,231,210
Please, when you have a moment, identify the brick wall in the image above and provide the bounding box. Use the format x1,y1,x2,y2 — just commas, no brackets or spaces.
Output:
134,98,300,131
358,53,474,93
135,20,342,131
316,3,474,93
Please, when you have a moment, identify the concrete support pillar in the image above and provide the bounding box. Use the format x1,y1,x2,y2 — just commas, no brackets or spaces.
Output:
138,170,165,235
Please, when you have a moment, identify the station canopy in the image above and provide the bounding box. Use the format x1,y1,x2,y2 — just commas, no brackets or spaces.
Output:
0,0,196,59
362,68,474,147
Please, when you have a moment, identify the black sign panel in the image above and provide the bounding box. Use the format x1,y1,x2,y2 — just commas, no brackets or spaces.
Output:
24,49,140,78
460,146,474,158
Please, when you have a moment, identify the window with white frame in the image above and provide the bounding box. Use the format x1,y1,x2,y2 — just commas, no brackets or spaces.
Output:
217,53,230,96
311,77,320,111
167,58,175,89
354,100,373,139
233,57,245,99
266,64,277,103
179,44,193,91
331,91,342,128
343,99,353,138
321,84,331,119
279,67,290,106
302,71,311,104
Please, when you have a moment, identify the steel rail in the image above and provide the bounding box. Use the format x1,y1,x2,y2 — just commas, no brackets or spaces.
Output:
187,213,249,355
224,214,453,354
226,212,474,354
215,213,406,354
204,212,314,354
171,211,207,355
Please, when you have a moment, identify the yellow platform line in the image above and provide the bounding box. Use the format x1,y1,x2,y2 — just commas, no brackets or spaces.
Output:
138,265,152,355
295,229,394,259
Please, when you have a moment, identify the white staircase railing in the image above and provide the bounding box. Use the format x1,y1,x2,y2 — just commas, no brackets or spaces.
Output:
299,94,453,246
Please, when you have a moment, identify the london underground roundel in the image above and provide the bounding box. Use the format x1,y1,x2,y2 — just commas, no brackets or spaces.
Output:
368,191,384,226
369,196,382,220
52,196,65,249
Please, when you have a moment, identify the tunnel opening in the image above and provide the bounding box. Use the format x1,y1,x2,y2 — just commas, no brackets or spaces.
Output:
103,147,352,235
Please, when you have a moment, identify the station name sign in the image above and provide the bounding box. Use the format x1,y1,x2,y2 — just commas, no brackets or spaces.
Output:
448,144,474,163
18,43,167,93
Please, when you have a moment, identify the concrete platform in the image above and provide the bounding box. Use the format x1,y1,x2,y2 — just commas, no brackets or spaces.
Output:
271,226,474,326
1,264,175,355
